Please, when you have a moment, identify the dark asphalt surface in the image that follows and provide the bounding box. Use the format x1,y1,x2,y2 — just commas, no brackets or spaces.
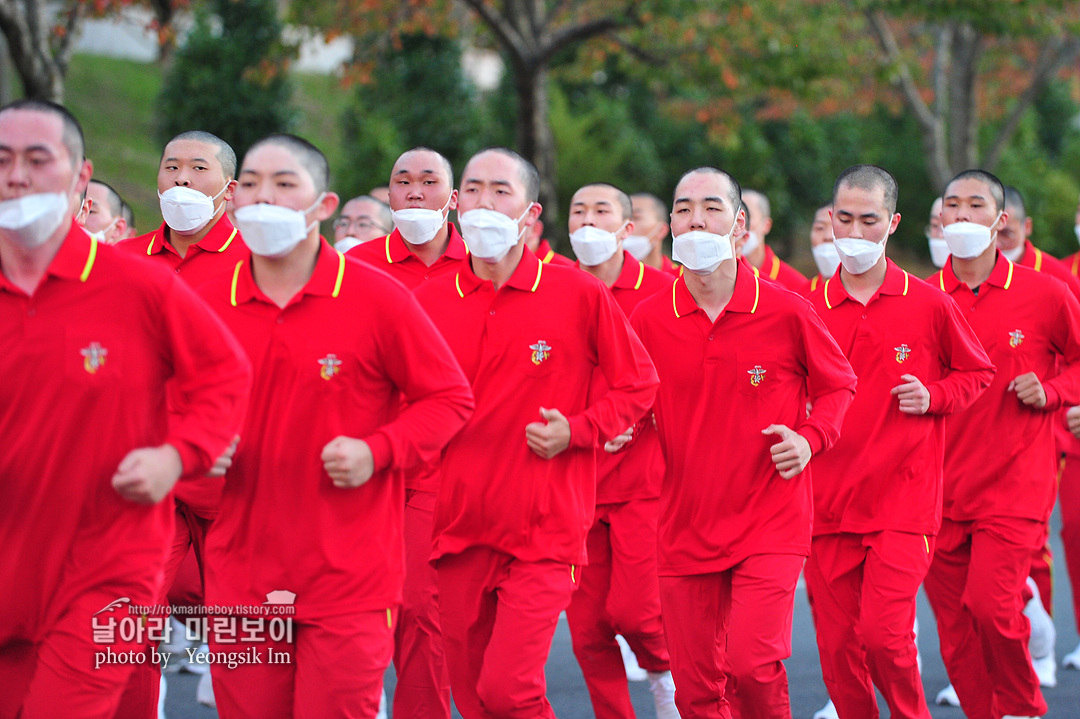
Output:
165,508,1080,718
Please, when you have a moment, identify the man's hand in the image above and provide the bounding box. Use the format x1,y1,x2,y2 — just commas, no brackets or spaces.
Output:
207,435,240,478
525,407,572,459
1009,372,1047,408
1067,406,1080,440
891,374,931,415
762,424,812,480
604,426,634,454
321,436,375,488
112,445,184,505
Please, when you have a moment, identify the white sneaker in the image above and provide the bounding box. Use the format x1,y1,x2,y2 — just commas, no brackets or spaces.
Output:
1032,653,1057,688
183,643,211,675
161,618,192,674
1064,641,1080,669
913,615,922,675
813,699,839,719
196,671,216,708
158,674,167,719
935,683,960,707
647,670,680,719
1024,579,1056,662
616,634,648,681
375,688,387,719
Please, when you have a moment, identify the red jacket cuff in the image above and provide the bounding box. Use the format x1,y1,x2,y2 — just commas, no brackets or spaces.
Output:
168,440,204,478
797,426,826,457
567,414,595,449
925,383,938,414
363,432,394,474
1044,383,1063,412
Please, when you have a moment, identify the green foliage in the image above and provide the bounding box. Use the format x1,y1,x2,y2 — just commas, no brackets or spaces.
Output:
335,34,495,203
65,54,346,237
156,0,297,159
994,92,1080,258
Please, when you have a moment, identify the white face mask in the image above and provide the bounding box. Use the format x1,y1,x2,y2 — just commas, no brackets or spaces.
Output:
812,242,841,278
671,215,739,275
158,184,228,234
569,223,625,266
1000,244,1024,263
234,193,325,258
1073,224,1080,247
739,230,761,256
88,217,121,244
927,235,950,268
0,192,72,250
942,212,1002,259
391,194,452,246
459,204,533,262
622,234,652,260
334,236,365,254
833,234,886,276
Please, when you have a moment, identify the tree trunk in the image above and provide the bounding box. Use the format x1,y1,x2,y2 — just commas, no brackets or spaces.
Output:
947,22,981,174
0,32,11,104
515,60,560,248
0,0,69,102
150,0,177,68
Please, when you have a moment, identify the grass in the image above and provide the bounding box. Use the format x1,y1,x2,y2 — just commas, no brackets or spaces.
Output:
62,53,354,236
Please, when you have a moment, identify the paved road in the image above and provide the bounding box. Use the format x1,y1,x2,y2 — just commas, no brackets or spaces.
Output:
165,508,1080,718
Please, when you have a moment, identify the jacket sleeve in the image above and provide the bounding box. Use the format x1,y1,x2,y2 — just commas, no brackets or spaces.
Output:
925,294,996,415
796,304,857,455
363,288,475,473
162,276,252,476
566,285,659,449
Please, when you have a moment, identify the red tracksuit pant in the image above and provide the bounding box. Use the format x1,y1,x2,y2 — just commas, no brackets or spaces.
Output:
804,531,933,719
658,554,804,719
210,608,395,719
923,516,1048,719
437,546,579,719
1060,451,1080,629
566,499,670,719
112,502,211,719
394,490,451,719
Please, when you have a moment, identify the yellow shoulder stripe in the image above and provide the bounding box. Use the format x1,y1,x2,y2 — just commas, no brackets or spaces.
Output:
902,270,909,296
824,277,833,310
80,236,98,282
769,253,780,280
230,260,243,306
218,228,238,253
633,260,645,290
750,270,760,313
531,257,543,292
672,277,681,318
455,273,464,299
332,250,345,298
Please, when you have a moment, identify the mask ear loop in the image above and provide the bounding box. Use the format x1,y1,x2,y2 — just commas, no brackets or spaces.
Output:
209,180,233,216
514,202,535,242
301,192,328,237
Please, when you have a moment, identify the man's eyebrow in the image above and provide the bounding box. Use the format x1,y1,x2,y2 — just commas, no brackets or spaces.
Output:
1,143,55,155
164,156,211,164
463,177,512,188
